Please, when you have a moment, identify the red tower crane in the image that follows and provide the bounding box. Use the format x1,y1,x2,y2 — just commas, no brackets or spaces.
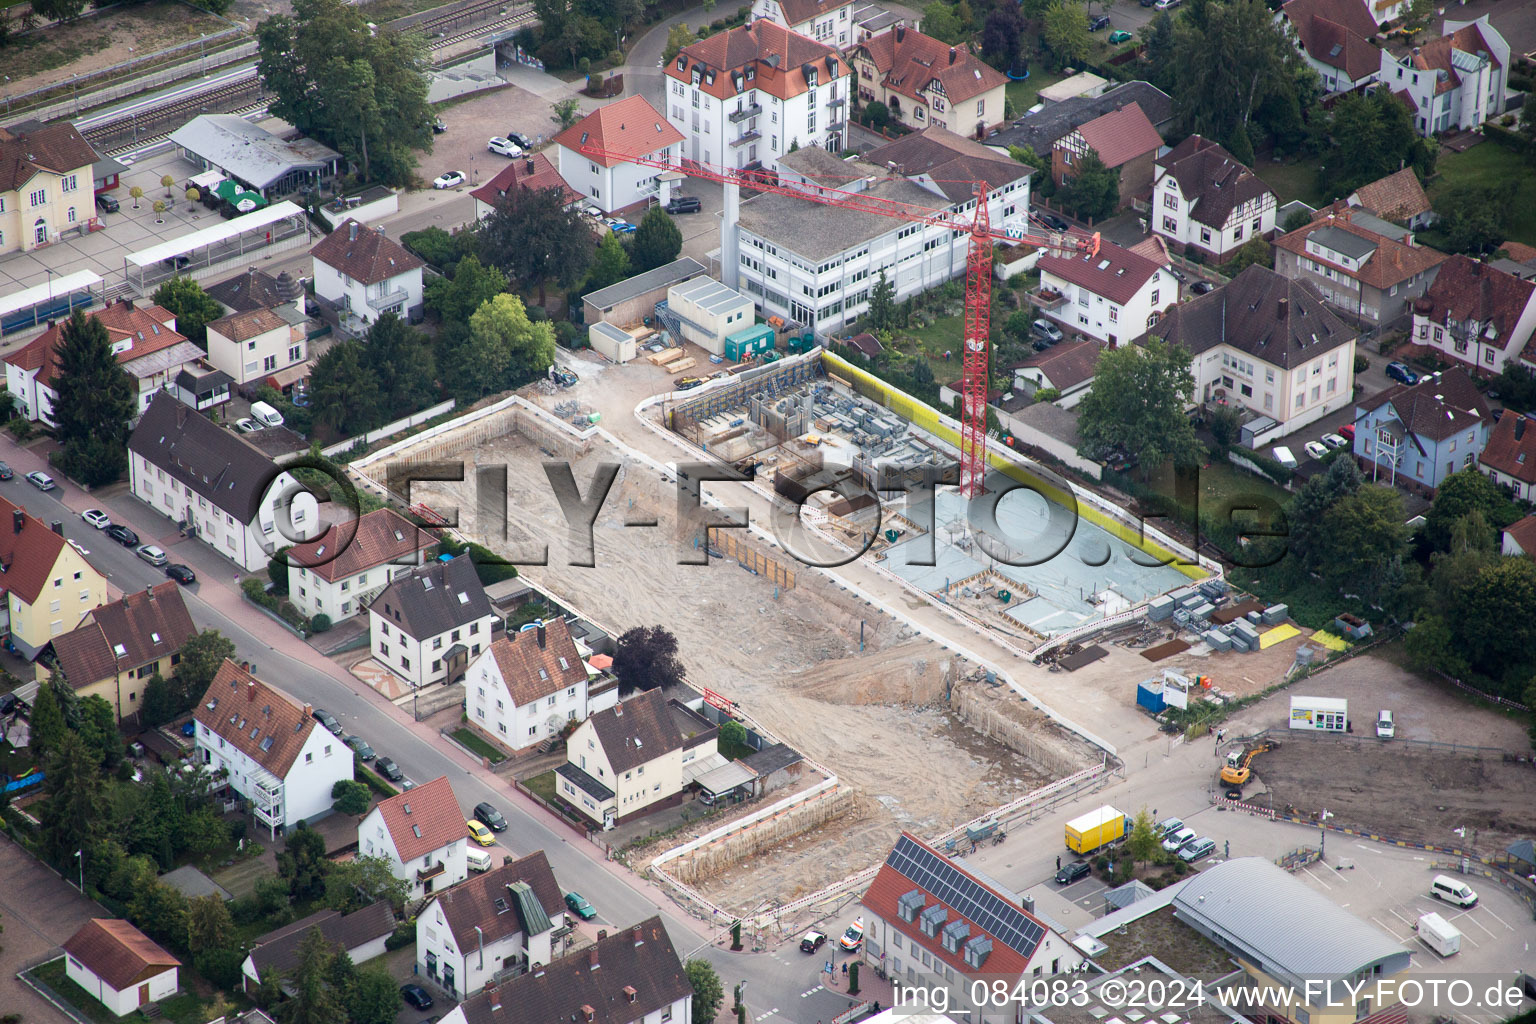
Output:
580,144,1100,495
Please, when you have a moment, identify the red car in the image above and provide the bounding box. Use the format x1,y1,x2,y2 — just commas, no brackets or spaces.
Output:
1339,423,1356,442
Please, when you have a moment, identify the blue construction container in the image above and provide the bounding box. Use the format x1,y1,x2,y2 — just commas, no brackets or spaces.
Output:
724,323,775,361
1136,682,1166,713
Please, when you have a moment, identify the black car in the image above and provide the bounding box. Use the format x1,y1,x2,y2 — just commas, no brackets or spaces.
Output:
1034,211,1070,232
800,930,827,953
375,756,404,782
344,734,376,761
506,131,533,150
164,564,196,585
400,984,434,1010
0,693,19,716
1191,280,1215,295
105,524,139,547
473,801,508,831
312,708,343,735
96,193,120,213
1088,13,1110,29
666,195,702,214
1055,860,1092,884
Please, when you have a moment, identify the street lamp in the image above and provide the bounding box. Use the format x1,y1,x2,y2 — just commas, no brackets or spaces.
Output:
74,848,84,892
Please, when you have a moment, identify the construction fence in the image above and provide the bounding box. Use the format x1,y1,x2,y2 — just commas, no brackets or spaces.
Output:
707,527,795,590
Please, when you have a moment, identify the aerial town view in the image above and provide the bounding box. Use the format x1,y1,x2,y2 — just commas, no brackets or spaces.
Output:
2,0,1536,1022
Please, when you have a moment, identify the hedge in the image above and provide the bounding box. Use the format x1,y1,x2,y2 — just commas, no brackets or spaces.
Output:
356,764,398,799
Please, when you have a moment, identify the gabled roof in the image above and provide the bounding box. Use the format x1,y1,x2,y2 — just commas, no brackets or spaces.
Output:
1069,102,1163,169
1039,238,1164,306
1350,168,1432,224
852,26,1007,108
51,582,196,688
1139,265,1353,369
4,299,185,389
772,0,852,26
370,554,491,640
310,220,424,286
668,21,845,103
988,82,1174,154
553,96,684,169
1476,411,1536,484
208,306,290,344
0,495,69,606
1011,338,1101,391
1502,512,1536,554
286,507,436,584
469,151,581,208
205,268,298,313
589,688,685,773
1402,20,1505,95
452,917,691,1024
194,659,321,778
429,852,564,952
1358,367,1489,443
63,919,178,991
1281,0,1380,82
370,775,465,863
1413,255,1535,353
483,619,588,708
246,903,395,978
0,121,97,192
128,391,283,522
864,127,1029,203
1273,205,1449,289
1156,135,1274,230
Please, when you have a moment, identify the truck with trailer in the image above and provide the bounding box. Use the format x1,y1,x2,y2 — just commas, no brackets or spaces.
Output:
1416,912,1462,957
1064,805,1131,854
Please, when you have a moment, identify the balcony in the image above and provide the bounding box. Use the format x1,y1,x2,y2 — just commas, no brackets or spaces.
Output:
728,102,763,124
827,95,847,108
367,287,409,312
1026,286,1070,312
418,861,446,882
729,129,762,148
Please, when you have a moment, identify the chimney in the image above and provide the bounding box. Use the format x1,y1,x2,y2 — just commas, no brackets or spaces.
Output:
633,925,644,946
537,623,546,648
1517,415,1528,442
50,520,62,536
11,510,21,534
588,947,600,971
1277,297,1288,320
597,929,608,941
614,702,624,717
247,681,257,701
948,47,957,65
146,584,155,599
525,158,535,174
896,22,904,41
486,984,502,1012
349,221,359,241
303,702,313,718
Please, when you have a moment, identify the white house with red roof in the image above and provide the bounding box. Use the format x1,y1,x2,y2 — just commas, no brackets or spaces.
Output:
1479,412,1536,502
555,96,684,215
1410,255,1536,376
284,507,437,622
1381,17,1509,137
4,298,204,425
1037,238,1174,346
309,218,426,329
752,0,856,47
464,618,618,754
470,153,581,222
63,919,179,1016
1051,102,1163,211
849,24,1007,138
1278,0,1382,96
860,834,1083,1022
359,775,469,900
665,21,853,171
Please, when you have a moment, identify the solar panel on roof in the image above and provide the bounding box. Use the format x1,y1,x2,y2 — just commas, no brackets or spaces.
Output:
885,836,1045,959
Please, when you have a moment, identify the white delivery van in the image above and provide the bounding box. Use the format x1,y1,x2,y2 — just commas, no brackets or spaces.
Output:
1272,446,1298,470
1416,912,1461,957
465,847,493,873
1429,874,1478,908
250,401,285,428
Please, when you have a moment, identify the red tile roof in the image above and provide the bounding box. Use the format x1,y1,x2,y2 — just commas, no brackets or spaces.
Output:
485,618,588,708
207,306,289,344
1070,102,1162,169
0,122,97,192
669,21,844,103
470,152,581,209
285,507,436,584
1038,238,1165,306
309,220,424,285
372,775,463,863
1415,255,1535,356
1358,368,1489,443
851,27,1007,109
4,299,184,388
1502,512,1536,555
194,660,320,779
0,494,70,606
1350,168,1432,223
51,582,196,690
1273,204,1448,290
63,919,179,991
553,96,684,169
1281,0,1380,82
1406,22,1504,95
773,0,851,26
1479,412,1536,485
1011,338,1101,391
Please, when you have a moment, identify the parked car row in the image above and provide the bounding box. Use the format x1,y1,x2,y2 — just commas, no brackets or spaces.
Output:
1157,817,1215,862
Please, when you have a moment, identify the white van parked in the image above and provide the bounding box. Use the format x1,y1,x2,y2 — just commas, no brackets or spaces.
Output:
1272,445,1298,470
465,847,493,873
250,400,285,428
1416,912,1461,957
1429,874,1478,908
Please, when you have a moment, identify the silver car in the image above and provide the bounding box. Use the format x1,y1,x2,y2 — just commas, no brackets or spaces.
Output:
136,544,169,566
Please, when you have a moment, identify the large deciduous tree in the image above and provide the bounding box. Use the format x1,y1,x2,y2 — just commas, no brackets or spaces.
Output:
424,254,507,325
1169,0,1307,147
309,339,384,437
360,314,437,419
1316,90,1433,198
173,631,236,710
686,960,725,1024
152,277,224,348
584,231,631,293
466,294,558,388
1076,339,1202,469
479,186,592,306
612,625,687,695
1042,0,1092,68
51,310,136,487
1434,182,1516,255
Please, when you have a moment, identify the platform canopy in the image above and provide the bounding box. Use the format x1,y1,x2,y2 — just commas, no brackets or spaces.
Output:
124,201,303,268
0,270,103,318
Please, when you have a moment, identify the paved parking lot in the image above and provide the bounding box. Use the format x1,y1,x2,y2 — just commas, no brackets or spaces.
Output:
0,835,106,1024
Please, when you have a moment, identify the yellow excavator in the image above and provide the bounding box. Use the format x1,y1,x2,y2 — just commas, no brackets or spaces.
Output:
1220,740,1277,787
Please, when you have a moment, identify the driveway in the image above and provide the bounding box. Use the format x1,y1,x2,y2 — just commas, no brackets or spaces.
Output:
0,836,104,1024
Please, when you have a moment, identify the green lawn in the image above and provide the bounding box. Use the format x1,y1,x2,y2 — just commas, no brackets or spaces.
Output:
522,769,558,804
451,727,507,764
28,959,227,1024
1257,154,1327,209
1005,70,1066,119
1427,142,1536,247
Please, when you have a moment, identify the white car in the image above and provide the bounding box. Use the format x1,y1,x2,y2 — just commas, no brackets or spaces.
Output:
433,170,467,189
234,418,260,433
136,544,168,567
1321,432,1349,449
487,136,523,157
1304,440,1330,460
1162,826,1197,853
583,205,603,218
81,509,111,529
1375,709,1395,739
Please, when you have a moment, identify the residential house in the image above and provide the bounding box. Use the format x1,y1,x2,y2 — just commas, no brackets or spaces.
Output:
1478,411,1536,502
167,362,234,415
1138,265,1358,434
1151,136,1277,262
1500,513,1536,557
285,508,437,622
1353,368,1491,491
858,833,1084,1024
206,268,304,314
4,299,205,424
240,903,395,994
1277,0,1382,96
433,916,692,1024
128,392,320,572
849,25,1007,138
664,23,849,173
985,81,1174,157
556,688,719,828
1009,339,1100,407
310,219,425,329
45,582,196,724
1491,241,1536,283
1052,102,1163,210
1272,205,1448,325
0,120,98,254
205,304,309,390
195,659,354,837
358,775,469,901
1348,168,1434,231
416,851,567,999
557,96,685,214
752,0,857,47
368,554,496,689
470,153,581,222
0,496,109,661
465,618,619,754
1037,238,1174,346
727,129,1030,331
1382,17,1509,137
1409,255,1536,376
63,919,179,1017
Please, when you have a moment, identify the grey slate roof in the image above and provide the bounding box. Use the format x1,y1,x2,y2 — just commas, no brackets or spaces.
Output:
429,852,564,951
738,176,946,260
1309,224,1379,261
987,81,1174,154
583,258,707,311
1172,858,1409,985
590,688,687,773
370,554,492,640
247,903,395,978
129,391,283,522
169,115,341,190
175,365,234,396
556,761,615,801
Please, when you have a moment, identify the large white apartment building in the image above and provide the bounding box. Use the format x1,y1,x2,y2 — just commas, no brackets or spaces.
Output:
724,127,1029,331
1382,17,1509,137
665,20,854,171
751,0,856,46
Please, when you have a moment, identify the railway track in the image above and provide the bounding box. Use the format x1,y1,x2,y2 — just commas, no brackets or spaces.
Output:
431,7,534,50
412,0,514,35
